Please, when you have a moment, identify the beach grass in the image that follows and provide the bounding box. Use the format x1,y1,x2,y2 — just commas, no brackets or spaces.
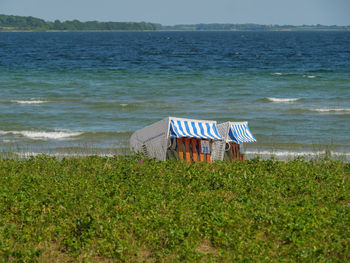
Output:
0,155,349,262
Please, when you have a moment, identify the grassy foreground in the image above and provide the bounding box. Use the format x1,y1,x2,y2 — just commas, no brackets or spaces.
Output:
0,156,349,262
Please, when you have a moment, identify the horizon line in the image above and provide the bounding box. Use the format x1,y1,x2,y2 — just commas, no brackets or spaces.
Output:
1,14,350,27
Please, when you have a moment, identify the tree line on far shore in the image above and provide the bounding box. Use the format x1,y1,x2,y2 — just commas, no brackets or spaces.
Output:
0,14,160,31
1,14,349,31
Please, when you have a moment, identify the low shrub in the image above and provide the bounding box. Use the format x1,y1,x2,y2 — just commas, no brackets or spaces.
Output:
0,156,349,262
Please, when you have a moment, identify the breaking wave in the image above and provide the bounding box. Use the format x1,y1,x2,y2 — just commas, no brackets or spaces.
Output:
245,150,350,158
12,99,49,104
310,108,350,113
303,75,317,79
0,130,83,140
266,97,300,103
14,152,114,158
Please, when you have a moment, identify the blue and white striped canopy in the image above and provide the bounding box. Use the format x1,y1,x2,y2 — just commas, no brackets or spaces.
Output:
228,122,256,144
170,119,222,140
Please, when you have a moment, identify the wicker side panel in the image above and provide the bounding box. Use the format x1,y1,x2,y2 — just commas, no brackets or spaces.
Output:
130,118,169,161
212,122,230,161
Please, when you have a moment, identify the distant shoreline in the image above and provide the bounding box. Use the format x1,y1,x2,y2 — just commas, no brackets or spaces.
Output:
1,14,350,32
1,29,350,33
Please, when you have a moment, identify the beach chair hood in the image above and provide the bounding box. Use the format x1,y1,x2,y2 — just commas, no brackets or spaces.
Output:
169,118,222,140
227,122,256,144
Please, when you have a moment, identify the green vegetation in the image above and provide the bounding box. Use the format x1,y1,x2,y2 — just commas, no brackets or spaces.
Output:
0,14,159,31
0,155,349,262
1,14,349,32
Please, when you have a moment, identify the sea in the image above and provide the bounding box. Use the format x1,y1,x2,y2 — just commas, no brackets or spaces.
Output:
0,31,349,160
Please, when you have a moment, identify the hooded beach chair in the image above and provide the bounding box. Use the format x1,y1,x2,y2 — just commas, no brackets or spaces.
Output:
130,117,223,163
212,121,256,162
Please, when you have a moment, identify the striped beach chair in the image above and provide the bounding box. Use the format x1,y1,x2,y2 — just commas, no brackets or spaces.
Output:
130,117,223,163
212,122,256,162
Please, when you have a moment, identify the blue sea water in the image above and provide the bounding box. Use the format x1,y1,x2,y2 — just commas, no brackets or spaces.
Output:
0,31,349,159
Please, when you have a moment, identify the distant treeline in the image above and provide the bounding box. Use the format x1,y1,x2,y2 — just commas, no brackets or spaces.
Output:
162,23,269,31
163,23,350,31
0,14,159,31
0,14,349,31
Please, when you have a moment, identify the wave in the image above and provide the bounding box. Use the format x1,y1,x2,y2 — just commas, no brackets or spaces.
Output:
12,99,49,104
2,139,15,143
303,75,317,79
0,130,83,140
270,72,300,77
14,152,115,158
310,108,350,113
266,97,300,103
12,150,350,160
245,150,350,158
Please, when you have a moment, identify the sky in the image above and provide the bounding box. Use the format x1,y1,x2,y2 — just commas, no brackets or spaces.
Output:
1,0,350,26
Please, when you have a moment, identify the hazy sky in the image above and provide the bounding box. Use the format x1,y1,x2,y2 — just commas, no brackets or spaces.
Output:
1,0,350,26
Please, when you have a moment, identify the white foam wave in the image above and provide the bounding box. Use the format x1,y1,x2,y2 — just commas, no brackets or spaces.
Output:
14,152,114,158
311,108,350,113
267,97,300,103
245,150,350,157
11,150,350,160
303,75,317,79
0,130,83,139
120,104,128,107
272,72,283,76
2,139,15,143
12,99,48,104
